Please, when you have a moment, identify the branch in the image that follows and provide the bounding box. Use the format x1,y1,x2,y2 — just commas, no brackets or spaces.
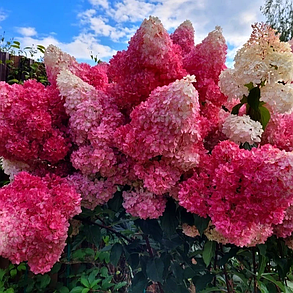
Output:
252,248,257,293
74,215,133,243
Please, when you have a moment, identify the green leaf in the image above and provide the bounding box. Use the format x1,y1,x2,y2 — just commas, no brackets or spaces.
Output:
102,276,114,289
0,269,5,281
218,247,239,266
100,266,108,278
245,82,254,91
37,45,46,53
7,79,20,84
247,86,261,111
194,215,210,235
193,273,214,292
69,287,84,293
40,274,51,288
146,257,165,283
90,278,102,288
171,262,184,283
81,289,90,293
128,272,148,293
58,287,70,293
9,269,17,278
258,282,270,293
231,103,244,115
200,287,224,293
80,276,90,288
135,219,163,242
127,253,140,269
110,243,123,266
84,225,101,248
160,199,178,238
88,270,99,285
107,192,123,212
163,276,179,293
261,274,285,291
259,105,271,129
258,255,268,278
113,281,127,291
202,241,216,267
50,262,62,274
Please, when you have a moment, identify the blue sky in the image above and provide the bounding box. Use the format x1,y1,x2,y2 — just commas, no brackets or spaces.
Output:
0,0,265,67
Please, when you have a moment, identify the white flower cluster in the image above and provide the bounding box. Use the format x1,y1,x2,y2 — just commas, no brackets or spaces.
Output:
222,114,264,145
261,83,293,114
219,23,293,113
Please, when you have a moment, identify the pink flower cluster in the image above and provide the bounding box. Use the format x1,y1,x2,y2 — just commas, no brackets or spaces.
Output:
122,188,167,220
107,16,187,112
262,111,293,151
67,173,116,210
179,141,293,246
3,15,293,274
0,80,69,165
0,172,81,274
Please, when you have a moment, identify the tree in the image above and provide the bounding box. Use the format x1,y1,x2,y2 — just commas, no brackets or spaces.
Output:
261,0,293,41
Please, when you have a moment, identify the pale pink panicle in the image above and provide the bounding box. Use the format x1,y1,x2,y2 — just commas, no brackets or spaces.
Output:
44,45,108,91
115,76,202,171
71,144,117,177
133,159,182,195
57,70,97,116
108,16,187,111
182,223,200,238
285,235,293,250
204,222,229,245
69,99,103,145
44,45,80,86
0,172,81,274
171,20,195,55
122,188,167,219
1,158,30,180
67,173,116,210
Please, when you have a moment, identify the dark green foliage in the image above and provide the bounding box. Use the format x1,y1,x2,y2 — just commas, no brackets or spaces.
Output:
261,0,293,41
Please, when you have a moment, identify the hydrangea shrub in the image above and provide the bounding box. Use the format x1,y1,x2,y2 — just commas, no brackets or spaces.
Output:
1,17,293,283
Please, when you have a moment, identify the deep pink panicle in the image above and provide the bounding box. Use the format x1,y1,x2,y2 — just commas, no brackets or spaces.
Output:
0,172,81,274
170,20,195,55
108,16,187,112
179,141,293,246
0,80,69,164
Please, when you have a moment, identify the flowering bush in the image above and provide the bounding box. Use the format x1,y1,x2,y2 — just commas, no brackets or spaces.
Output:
1,16,293,292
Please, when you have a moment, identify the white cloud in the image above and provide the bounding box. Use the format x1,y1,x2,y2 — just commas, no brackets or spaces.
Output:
16,31,116,62
108,0,156,23
78,9,138,42
17,27,37,37
0,9,7,22
89,0,109,9
80,0,266,65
